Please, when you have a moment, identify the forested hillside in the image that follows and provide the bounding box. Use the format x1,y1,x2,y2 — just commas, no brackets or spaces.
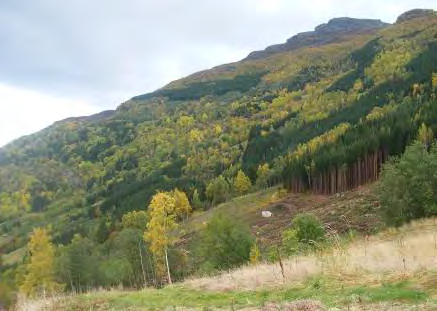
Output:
1,8,437,307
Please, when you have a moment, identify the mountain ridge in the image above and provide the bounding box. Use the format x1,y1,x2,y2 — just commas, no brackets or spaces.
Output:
127,16,391,104
396,8,436,23
1,9,431,139
245,17,389,60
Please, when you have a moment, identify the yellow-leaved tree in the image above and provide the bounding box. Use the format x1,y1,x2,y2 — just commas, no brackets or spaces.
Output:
188,129,204,143
173,188,192,220
122,210,149,231
144,192,177,285
256,163,271,189
432,73,437,89
234,170,252,195
418,123,434,150
249,242,260,265
20,228,62,297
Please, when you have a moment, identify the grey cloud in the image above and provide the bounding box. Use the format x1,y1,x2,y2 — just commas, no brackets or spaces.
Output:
0,0,436,109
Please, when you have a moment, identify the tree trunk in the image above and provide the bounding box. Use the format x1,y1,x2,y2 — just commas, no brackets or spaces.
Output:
165,248,172,285
138,239,147,288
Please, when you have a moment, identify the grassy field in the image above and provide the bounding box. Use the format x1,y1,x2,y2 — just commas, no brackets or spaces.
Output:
36,277,434,310
22,218,437,310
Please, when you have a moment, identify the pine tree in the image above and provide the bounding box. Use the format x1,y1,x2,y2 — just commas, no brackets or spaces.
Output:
234,170,252,195
20,228,62,297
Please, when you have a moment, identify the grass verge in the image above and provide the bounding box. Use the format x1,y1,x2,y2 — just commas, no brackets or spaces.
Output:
48,275,433,310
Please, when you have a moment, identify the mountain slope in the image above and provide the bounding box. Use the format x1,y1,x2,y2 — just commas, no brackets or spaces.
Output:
0,9,437,262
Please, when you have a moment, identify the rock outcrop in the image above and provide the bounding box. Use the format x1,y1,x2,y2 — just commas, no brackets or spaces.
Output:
245,18,389,60
396,9,435,24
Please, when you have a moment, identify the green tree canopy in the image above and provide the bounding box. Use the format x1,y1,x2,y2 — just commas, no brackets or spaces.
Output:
206,175,230,205
378,141,437,226
194,213,253,272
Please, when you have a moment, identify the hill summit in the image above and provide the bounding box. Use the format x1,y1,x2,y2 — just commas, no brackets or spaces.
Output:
246,17,388,60
396,9,436,23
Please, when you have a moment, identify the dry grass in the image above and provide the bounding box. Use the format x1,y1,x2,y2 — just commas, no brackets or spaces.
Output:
185,218,437,292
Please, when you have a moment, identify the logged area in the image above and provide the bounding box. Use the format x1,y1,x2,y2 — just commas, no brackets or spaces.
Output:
178,185,381,248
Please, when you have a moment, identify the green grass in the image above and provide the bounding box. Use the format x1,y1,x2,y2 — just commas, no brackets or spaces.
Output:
346,281,428,303
58,277,430,310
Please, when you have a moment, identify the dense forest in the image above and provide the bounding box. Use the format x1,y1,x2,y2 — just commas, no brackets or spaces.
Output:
1,9,437,306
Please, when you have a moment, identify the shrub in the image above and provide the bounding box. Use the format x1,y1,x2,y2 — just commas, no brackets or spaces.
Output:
282,228,299,255
281,213,325,255
293,213,325,245
194,213,253,272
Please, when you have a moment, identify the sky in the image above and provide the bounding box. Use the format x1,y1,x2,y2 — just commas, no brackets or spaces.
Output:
0,0,436,147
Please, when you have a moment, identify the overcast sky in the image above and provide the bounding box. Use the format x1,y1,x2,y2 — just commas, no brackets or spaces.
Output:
0,0,436,147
